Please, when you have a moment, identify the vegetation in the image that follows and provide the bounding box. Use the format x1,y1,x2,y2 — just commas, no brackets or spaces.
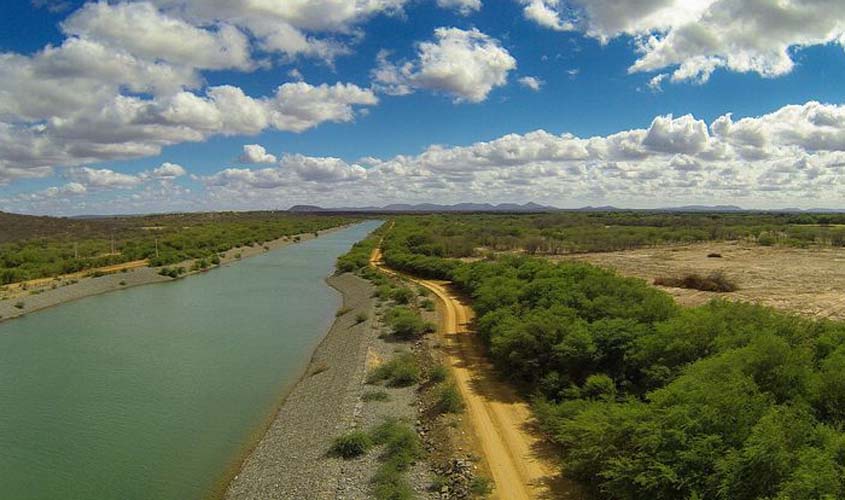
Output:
433,383,463,414
367,352,421,387
362,390,390,402
385,307,435,340
330,430,373,458
653,270,738,292
0,211,355,284
378,215,845,499
378,213,845,275
370,419,424,500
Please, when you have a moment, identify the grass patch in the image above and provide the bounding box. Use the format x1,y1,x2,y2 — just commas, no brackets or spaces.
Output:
654,271,738,292
13,301,24,309
355,311,369,324
421,298,435,311
470,476,494,497
434,382,464,414
389,287,415,305
371,419,424,500
386,307,435,340
329,430,373,459
429,363,448,383
367,352,420,387
362,390,390,402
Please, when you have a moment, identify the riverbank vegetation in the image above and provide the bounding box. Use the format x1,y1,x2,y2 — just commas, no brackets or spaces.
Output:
0,211,356,284
379,212,845,263
379,214,845,499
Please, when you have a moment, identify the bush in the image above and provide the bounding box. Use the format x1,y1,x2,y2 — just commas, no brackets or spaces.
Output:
368,352,420,387
362,390,390,402
429,363,448,383
330,430,373,458
654,271,738,292
355,311,369,324
390,287,415,305
370,419,423,500
707,252,722,258
386,307,435,340
434,383,464,414
13,301,24,309
421,298,435,311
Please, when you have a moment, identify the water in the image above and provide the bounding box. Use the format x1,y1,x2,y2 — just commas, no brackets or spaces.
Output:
0,221,381,500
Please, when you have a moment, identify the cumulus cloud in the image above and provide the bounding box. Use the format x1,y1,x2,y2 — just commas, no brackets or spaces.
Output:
62,2,253,71
69,167,144,188
239,144,278,164
519,0,845,83
373,27,516,103
519,0,574,31
437,0,482,15
518,76,544,91
150,0,408,61
196,101,845,211
149,162,187,178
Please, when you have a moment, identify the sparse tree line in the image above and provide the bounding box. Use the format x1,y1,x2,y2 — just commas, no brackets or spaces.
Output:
0,213,355,284
370,213,845,262
375,216,845,499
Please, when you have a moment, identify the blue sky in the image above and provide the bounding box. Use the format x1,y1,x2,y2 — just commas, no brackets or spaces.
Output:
2,0,845,214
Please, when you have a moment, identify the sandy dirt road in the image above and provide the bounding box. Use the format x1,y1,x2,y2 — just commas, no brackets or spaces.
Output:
371,247,575,499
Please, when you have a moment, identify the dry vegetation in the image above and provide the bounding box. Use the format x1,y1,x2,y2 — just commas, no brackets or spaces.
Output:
557,241,845,320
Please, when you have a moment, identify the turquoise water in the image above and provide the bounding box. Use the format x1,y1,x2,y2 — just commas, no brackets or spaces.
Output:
0,221,380,500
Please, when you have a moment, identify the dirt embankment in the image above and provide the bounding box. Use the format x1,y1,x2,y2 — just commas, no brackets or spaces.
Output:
555,241,845,321
0,227,341,323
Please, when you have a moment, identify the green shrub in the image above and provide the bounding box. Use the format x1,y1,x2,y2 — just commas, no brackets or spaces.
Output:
330,430,373,459
654,271,738,292
386,307,435,340
362,390,390,402
470,476,493,497
355,311,369,324
421,298,435,311
434,383,464,414
429,363,448,383
389,287,415,304
368,352,420,387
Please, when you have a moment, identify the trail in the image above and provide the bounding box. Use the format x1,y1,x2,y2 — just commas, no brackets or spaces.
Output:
371,246,572,499
5,259,149,294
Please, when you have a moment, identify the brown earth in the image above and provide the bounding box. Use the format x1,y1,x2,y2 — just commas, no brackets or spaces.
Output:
553,241,845,321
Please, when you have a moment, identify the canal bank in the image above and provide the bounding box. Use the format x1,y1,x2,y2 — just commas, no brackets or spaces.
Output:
0,221,381,500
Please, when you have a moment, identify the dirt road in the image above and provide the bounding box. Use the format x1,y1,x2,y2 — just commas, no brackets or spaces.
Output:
371,248,572,499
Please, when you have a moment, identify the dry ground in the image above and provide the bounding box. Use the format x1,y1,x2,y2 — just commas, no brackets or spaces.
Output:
552,241,845,321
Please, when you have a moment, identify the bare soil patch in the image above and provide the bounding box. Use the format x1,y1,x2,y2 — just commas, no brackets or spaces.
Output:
553,241,845,321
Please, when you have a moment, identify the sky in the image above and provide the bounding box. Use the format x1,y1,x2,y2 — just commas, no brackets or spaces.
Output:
1,0,845,215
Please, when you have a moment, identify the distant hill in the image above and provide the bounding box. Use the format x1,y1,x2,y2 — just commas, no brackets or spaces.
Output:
288,202,557,213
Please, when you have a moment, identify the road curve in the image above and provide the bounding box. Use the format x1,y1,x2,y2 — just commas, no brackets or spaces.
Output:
371,247,569,499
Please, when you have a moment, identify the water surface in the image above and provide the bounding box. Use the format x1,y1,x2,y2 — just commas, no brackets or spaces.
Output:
0,220,380,500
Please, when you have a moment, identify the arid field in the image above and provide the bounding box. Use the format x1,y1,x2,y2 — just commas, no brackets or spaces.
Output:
555,241,845,320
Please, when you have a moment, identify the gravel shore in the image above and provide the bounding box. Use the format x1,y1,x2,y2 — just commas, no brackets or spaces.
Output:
224,273,439,500
0,226,342,324
224,273,376,499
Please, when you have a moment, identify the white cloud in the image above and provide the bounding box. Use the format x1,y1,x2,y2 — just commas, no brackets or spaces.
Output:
437,0,482,16
69,167,144,188
62,2,253,71
150,0,408,62
518,76,544,91
519,0,574,31
373,27,516,103
520,0,845,83
197,101,845,211
239,144,278,164
149,162,187,178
